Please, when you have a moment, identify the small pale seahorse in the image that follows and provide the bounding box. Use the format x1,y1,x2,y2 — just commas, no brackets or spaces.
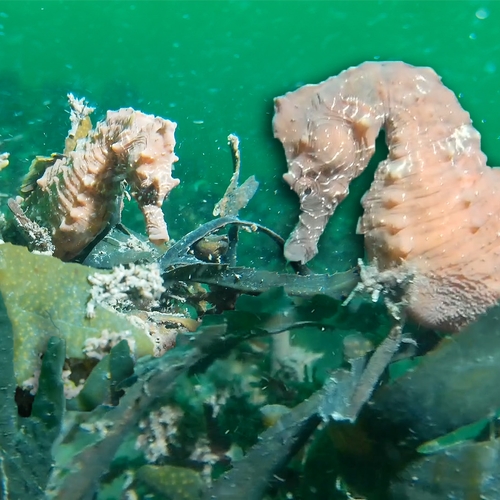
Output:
15,95,179,261
273,61,500,331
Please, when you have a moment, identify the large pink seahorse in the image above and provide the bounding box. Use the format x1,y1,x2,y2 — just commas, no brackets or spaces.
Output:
273,61,500,331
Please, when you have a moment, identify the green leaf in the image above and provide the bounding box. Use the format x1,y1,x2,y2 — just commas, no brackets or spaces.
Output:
67,340,134,411
109,340,134,404
67,355,111,411
0,289,17,448
31,336,65,437
417,417,490,454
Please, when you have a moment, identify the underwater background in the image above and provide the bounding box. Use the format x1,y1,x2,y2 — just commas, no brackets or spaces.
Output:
1,2,500,499
1,0,499,272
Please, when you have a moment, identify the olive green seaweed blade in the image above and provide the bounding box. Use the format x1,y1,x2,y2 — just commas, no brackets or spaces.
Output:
0,287,17,449
0,243,154,385
0,298,66,500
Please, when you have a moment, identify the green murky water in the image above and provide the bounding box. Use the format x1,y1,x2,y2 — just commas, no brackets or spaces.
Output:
1,3,500,498
0,0,499,270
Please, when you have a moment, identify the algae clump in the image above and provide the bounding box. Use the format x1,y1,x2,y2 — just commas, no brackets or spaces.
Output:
0,243,154,385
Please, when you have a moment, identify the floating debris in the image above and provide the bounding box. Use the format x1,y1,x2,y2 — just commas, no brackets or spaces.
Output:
213,134,259,217
0,151,9,170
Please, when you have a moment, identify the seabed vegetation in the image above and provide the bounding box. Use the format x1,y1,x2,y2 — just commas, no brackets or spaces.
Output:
0,63,500,500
